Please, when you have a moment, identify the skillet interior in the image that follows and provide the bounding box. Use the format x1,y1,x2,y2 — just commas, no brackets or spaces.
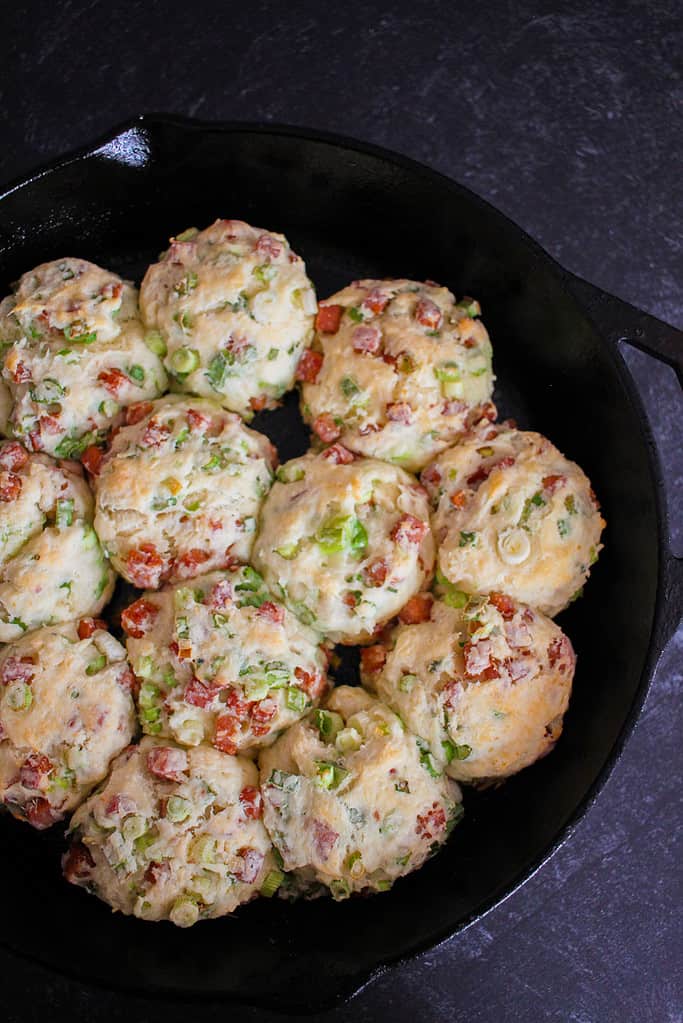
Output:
0,120,661,1011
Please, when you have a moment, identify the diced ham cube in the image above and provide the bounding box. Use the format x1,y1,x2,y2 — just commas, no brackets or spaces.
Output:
144,860,171,886
352,325,381,354
0,472,22,502
295,349,324,383
312,819,339,861
361,288,389,315
363,559,389,587
213,714,239,754
542,474,567,495
312,413,341,444
256,601,285,625
0,442,28,472
62,842,95,882
174,548,211,579
294,665,325,699
236,847,264,883
77,617,108,639
186,408,212,432
463,639,500,680
360,644,386,674
386,402,413,425
184,676,217,709
125,402,154,426
121,598,160,638
391,513,428,546
251,697,278,736
146,746,188,782
415,298,442,329
20,753,53,791
239,786,263,820
141,419,171,449
97,368,129,396
126,544,167,589
322,443,354,464
81,445,104,476
488,592,516,619
416,802,447,839
315,304,343,334
24,797,59,830
0,655,35,686
398,594,433,624
207,578,233,610
255,233,282,259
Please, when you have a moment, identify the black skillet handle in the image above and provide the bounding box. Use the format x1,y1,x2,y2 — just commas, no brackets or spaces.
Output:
566,272,682,656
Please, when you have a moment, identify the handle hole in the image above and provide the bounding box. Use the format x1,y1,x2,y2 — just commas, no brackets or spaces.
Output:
620,343,683,558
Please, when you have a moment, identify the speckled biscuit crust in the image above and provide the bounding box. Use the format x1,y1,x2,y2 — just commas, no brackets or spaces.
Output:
251,448,435,644
64,736,277,925
361,593,575,783
0,258,167,457
93,396,277,588
0,440,114,641
421,422,605,616
139,220,317,418
298,279,495,472
259,686,462,899
122,568,329,753
0,620,136,828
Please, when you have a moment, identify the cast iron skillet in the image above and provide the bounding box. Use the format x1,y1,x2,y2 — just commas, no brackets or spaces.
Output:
0,116,680,1013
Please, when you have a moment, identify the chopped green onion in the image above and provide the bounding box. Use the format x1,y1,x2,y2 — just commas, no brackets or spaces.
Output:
253,264,276,285
55,498,74,529
138,681,159,707
329,878,351,900
285,686,307,713
455,297,481,317
63,326,97,344
276,464,305,483
314,761,349,790
442,739,471,762
260,869,285,898
98,398,120,418
85,654,107,676
268,769,299,791
206,353,227,389
165,796,191,823
267,347,279,361
170,347,200,375
175,227,199,242
416,738,440,778
347,306,364,323
459,530,477,547
398,673,418,693
317,515,367,556
340,376,360,398
313,709,344,742
557,518,571,538
127,364,145,384
274,542,299,560
189,835,216,864
6,682,32,710
335,727,362,753
145,330,167,356
434,363,461,383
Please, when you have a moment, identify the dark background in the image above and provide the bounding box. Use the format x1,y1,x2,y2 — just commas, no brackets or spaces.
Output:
1,2,681,1021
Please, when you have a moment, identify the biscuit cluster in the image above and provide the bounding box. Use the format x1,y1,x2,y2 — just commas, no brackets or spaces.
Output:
0,220,604,925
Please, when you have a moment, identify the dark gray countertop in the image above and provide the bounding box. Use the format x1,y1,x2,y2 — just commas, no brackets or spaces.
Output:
1,3,681,1020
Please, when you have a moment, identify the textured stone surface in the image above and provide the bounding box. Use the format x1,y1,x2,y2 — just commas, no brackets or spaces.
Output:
1,2,681,1021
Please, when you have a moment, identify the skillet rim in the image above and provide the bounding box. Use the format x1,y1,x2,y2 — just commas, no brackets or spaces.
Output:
0,114,679,1011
